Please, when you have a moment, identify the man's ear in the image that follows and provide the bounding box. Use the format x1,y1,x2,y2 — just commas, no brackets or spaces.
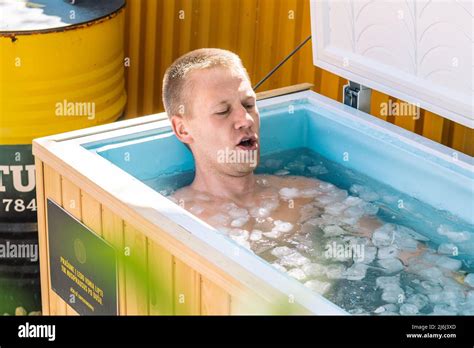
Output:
170,114,193,145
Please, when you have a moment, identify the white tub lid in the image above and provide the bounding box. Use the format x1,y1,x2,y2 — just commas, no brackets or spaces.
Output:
310,0,473,128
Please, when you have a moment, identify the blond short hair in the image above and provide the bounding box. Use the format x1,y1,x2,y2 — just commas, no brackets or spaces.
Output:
162,48,250,117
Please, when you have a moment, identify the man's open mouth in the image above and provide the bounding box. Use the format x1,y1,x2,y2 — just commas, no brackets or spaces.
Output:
236,136,258,151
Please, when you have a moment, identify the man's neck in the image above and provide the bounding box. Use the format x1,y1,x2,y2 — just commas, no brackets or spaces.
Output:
191,164,256,204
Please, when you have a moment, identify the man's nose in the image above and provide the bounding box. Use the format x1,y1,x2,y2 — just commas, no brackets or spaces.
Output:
234,104,254,129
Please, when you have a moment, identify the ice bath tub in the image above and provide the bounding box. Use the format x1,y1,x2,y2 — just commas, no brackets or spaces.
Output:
33,88,474,315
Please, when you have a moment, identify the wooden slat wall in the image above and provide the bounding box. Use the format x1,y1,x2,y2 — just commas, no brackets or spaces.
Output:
122,0,473,156
36,160,285,316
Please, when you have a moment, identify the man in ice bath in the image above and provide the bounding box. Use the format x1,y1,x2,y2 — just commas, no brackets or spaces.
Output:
162,48,425,287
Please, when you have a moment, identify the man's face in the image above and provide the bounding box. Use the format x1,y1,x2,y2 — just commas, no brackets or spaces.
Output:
178,66,260,176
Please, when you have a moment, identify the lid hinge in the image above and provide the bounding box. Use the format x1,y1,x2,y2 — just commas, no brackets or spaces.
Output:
342,81,372,113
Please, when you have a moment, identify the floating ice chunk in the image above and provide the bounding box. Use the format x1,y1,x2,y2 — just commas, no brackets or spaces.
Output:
256,177,270,187
343,263,368,281
308,165,328,176
265,159,283,169
343,206,365,219
249,230,263,241
406,294,429,310
355,245,377,264
376,275,400,289
322,225,346,237
304,279,331,295
422,253,462,272
285,161,305,172
273,220,294,233
302,263,326,277
250,206,271,218
279,251,311,267
350,184,380,202
437,243,459,256
372,224,395,247
432,304,458,315
382,286,405,304
377,246,399,260
325,202,347,215
287,267,307,281
378,258,404,274
374,304,398,314
362,203,379,215
231,216,249,227
299,203,320,222
465,273,474,287
263,230,281,239
300,188,321,198
279,187,300,200
262,198,279,212
396,225,430,242
271,263,287,273
325,263,346,279
419,280,443,294
274,169,290,176
318,182,335,192
399,304,418,315
416,267,444,283
209,213,231,226
271,246,294,258
227,206,249,219
228,229,249,245
437,225,471,242
344,196,363,207
189,205,204,215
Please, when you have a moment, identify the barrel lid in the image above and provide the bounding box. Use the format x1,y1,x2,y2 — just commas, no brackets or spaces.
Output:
310,0,473,128
0,0,125,33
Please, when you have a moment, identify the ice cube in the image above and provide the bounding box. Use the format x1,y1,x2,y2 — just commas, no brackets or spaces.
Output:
271,263,287,272
308,165,328,176
231,216,249,227
285,161,305,172
318,182,335,192
300,188,321,198
209,213,231,226
271,246,294,258
381,286,405,304
287,267,307,281
250,207,271,218
322,225,346,237
249,230,263,241
343,206,365,219
362,203,379,215
189,205,204,215
279,187,300,200
378,258,404,274
377,245,399,259
264,158,282,169
374,303,398,314
227,206,249,219
228,229,249,244
274,169,290,176
422,253,462,272
437,225,471,242
372,224,395,247
432,304,458,315
406,294,429,310
376,275,400,289
354,245,377,264
396,225,430,242
437,243,459,256
263,230,281,239
325,202,347,215
304,279,331,295
279,251,311,267
301,263,326,277
325,263,346,279
343,263,368,281
273,220,294,233
464,273,474,287
399,303,418,315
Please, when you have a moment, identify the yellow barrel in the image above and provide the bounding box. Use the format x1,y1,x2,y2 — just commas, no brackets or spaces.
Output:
0,0,126,314
0,0,127,144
